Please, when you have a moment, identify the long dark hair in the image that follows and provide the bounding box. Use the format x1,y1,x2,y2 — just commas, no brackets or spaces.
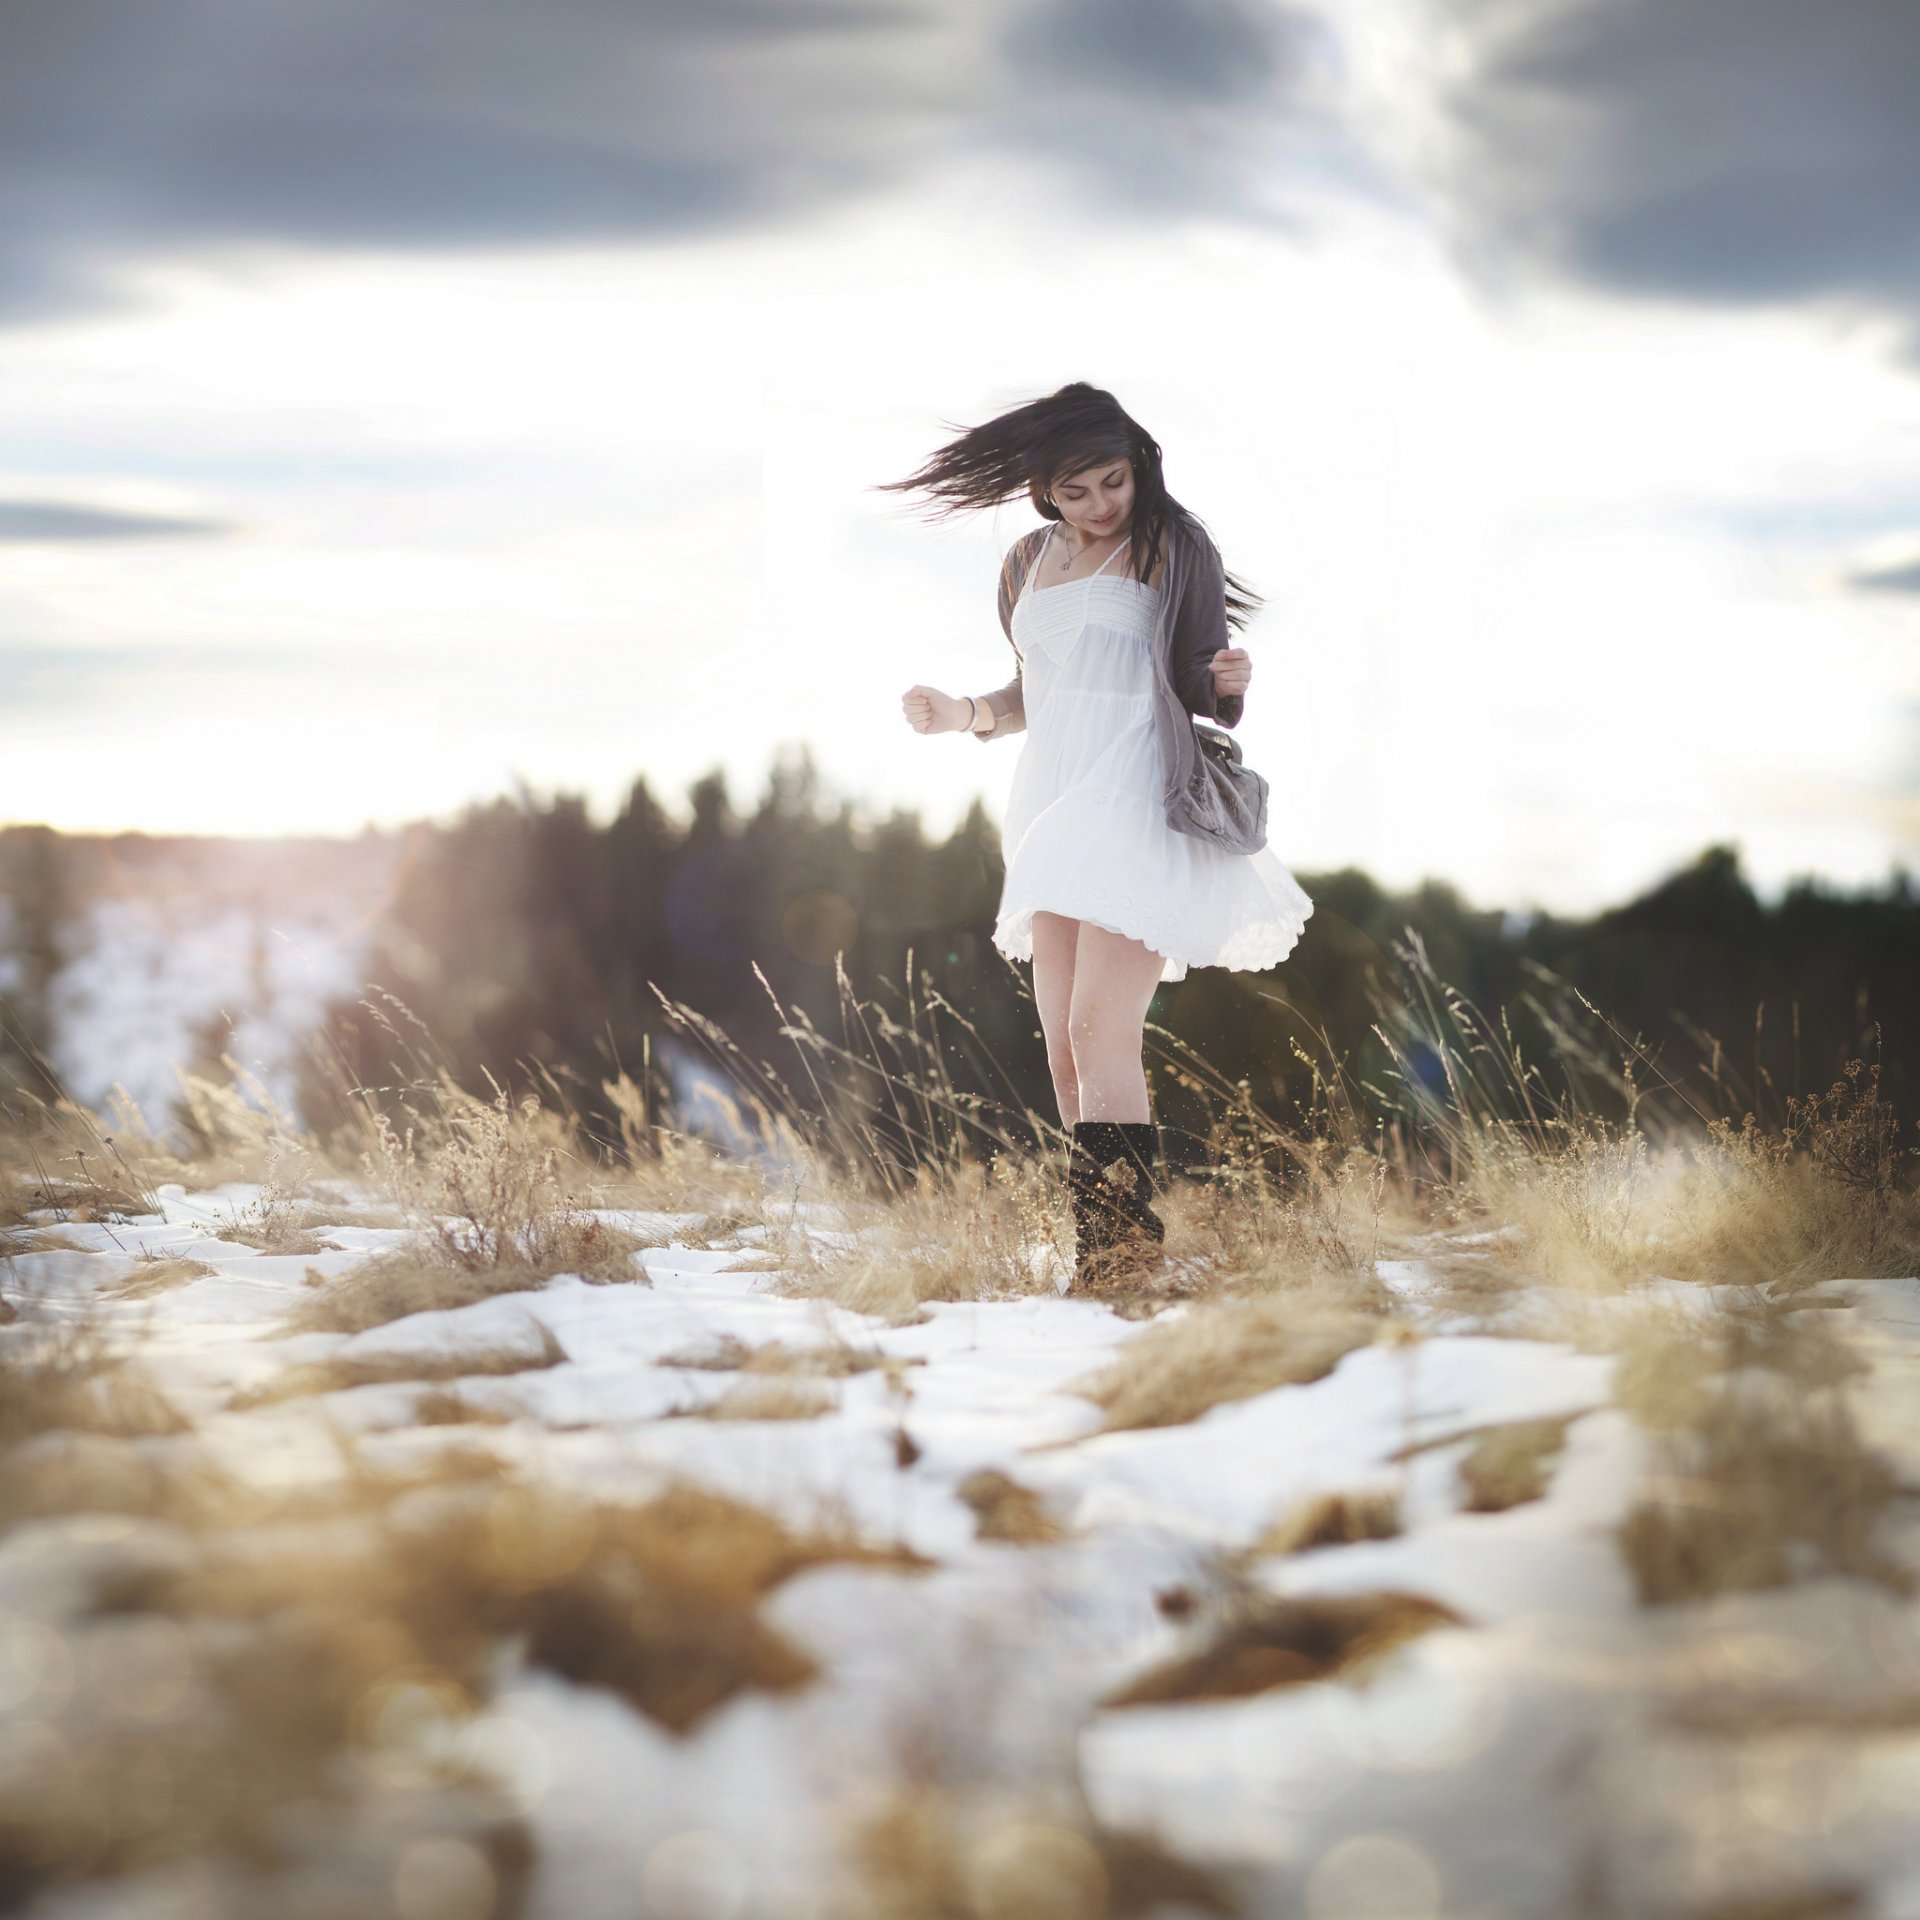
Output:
873,381,1264,634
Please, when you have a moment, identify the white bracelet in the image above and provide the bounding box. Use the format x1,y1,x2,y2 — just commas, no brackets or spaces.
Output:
964,696,980,732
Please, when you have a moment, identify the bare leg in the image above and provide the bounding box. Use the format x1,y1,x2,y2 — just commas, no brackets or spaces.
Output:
1066,921,1167,1123
1030,910,1082,1129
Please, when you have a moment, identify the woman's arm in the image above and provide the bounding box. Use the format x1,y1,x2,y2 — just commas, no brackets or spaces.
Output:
970,672,1025,740
967,529,1045,742
1169,528,1247,729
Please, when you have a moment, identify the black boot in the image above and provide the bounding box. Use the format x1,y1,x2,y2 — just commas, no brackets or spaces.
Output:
1070,1119,1166,1290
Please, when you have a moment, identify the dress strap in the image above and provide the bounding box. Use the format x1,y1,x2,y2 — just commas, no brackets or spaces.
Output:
1020,523,1130,602
1019,524,1054,605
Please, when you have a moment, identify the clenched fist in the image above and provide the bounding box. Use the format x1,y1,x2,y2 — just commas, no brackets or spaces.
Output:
1210,647,1252,700
902,685,971,735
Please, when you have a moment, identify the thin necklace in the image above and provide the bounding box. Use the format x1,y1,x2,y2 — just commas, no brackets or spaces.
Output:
1054,521,1129,576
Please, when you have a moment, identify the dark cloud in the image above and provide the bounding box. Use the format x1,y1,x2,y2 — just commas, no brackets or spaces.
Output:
0,0,953,326
1438,0,1920,317
0,500,236,541
0,0,1359,329
993,0,1363,220
1846,556,1920,596
1004,0,1308,108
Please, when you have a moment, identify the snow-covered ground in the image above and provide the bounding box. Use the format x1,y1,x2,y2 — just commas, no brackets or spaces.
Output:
5,1185,1920,1919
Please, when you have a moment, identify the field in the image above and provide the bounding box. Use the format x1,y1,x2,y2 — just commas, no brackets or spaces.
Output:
4,949,1918,1920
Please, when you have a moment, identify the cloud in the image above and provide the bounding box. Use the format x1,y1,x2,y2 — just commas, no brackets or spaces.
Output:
1845,555,1920,595
0,500,236,542
991,0,1366,220
1435,0,1920,321
0,0,962,325
0,0,1363,329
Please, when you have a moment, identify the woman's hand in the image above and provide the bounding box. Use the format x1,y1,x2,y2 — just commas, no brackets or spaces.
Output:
902,685,971,735
1210,647,1252,700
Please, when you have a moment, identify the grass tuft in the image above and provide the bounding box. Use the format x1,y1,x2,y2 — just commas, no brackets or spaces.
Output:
1102,1589,1465,1707
232,1317,567,1407
686,1376,839,1422
1458,1415,1581,1511
1064,1293,1388,1434
1248,1485,1403,1556
957,1469,1069,1544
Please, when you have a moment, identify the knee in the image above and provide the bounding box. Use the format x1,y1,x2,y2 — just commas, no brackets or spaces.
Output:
1044,1037,1078,1087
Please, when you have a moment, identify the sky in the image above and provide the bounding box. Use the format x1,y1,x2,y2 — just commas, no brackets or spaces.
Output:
2,0,1917,916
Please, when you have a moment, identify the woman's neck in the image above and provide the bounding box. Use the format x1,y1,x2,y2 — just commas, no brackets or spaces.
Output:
1063,520,1130,557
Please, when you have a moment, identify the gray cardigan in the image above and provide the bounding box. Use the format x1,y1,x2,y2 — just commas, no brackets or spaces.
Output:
973,509,1256,847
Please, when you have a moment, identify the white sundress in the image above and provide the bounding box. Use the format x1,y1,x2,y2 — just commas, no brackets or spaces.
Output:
992,525,1315,985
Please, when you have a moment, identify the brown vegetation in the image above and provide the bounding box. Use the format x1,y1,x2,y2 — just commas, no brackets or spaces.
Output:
1457,1415,1581,1511
686,1375,839,1421
102,1253,218,1298
957,1468,1070,1544
231,1317,567,1407
662,1330,916,1378
0,1318,188,1452
1064,1293,1389,1434
294,1211,645,1334
846,1784,1242,1919
1247,1485,1403,1557
1102,1589,1465,1708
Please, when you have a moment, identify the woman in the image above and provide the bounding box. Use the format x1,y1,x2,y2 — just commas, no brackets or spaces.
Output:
886,382,1313,1289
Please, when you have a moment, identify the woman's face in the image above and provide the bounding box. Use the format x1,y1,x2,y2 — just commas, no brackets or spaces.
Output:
1050,455,1134,539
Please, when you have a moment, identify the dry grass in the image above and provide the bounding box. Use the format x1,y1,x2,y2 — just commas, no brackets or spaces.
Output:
1155,1145,1413,1295
792,1153,1064,1325
1619,1379,1909,1605
1570,1290,1914,1604
1103,1589,1465,1708
0,1367,533,1904
1246,1485,1403,1557
414,1385,516,1426
1063,1292,1390,1435
3,1226,91,1253
0,1700,535,1919
1366,936,1920,1306
212,1205,344,1256
0,1434,533,1909
1658,1689,1920,1739
957,1468,1069,1544
0,1430,240,1532
362,1076,654,1272
1439,1076,1920,1303
686,1375,840,1421
1457,1415,1582,1511
661,1331,916,1379
582,1065,774,1215
93,1457,937,1756
231,1317,568,1407
846,1784,1242,1920
293,1213,646,1334
0,1319,189,1451
1684,1889,1864,1920
0,1136,159,1225
102,1253,218,1298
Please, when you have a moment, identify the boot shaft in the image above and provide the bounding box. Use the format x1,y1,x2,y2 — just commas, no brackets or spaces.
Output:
1069,1120,1166,1259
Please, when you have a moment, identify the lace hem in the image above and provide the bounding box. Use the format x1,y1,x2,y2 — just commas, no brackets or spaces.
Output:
995,893,1314,981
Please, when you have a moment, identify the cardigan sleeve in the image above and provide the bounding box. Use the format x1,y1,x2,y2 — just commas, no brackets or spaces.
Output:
1169,526,1244,730
973,531,1040,742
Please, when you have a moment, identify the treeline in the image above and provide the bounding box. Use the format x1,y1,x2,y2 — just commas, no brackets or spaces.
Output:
2,765,1911,1160
293,748,1920,1160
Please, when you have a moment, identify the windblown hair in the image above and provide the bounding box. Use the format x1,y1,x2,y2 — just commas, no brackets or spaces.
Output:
873,381,1264,634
